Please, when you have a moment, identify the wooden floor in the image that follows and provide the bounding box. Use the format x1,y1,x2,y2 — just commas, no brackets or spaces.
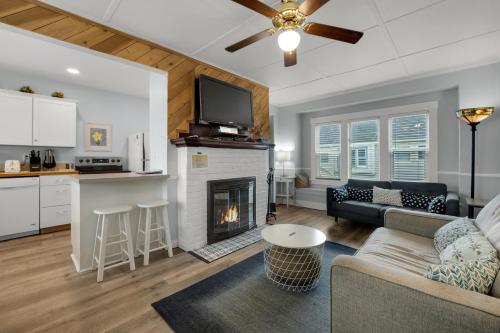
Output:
0,206,373,333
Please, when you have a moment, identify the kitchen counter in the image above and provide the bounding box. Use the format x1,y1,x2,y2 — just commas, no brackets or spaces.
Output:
0,169,79,178
71,172,169,184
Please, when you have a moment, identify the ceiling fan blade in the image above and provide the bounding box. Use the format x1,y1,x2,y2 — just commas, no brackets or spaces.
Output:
231,0,279,18
284,50,297,67
225,29,275,52
299,0,329,16
303,22,363,44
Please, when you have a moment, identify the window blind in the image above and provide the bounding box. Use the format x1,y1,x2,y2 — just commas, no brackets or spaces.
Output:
349,119,379,180
390,113,429,181
315,123,341,179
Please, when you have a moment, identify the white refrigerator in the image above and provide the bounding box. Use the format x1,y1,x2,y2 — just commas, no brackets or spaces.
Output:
128,132,151,173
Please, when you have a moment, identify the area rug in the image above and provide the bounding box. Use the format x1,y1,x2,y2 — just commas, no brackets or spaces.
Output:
189,224,268,263
153,241,356,333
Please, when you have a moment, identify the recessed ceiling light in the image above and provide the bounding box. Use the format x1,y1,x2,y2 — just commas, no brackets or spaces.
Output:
67,68,80,75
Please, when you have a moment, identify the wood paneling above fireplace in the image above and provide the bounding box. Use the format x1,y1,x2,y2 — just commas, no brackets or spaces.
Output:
0,0,270,140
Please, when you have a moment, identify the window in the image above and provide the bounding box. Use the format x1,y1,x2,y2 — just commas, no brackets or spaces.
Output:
315,123,341,179
349,119,379,180
390,113,429,181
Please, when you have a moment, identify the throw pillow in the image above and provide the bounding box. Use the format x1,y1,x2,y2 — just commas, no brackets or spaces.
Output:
331,186,348,202
425,255,500,294
401,192,435,209
428,195,446,214
440,233,497,264
346,186,373,202
433,217,479,253
372,186,402,206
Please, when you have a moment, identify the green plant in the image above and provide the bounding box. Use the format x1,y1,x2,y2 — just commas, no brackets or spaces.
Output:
51,91,64,98
19,86,34,94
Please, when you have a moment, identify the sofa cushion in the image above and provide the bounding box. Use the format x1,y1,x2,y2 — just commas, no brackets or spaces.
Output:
373,186,403,206
440,233,497,265
331,186,348,202
433,217,479,253
402,192,436,209
391,181,447,196
356,227,440,275
346,187,373,202
425,255,500,294
428,195,446,214
475,193,500,254
340,200,383,218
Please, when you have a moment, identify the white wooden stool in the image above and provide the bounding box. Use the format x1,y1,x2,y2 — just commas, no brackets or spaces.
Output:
92,205,136,283
136,200,173,265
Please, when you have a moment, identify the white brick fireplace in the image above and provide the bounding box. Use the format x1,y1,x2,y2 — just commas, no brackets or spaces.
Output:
176,147,269,251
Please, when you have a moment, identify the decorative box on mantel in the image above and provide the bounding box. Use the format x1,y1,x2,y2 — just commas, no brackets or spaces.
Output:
174,144,270,251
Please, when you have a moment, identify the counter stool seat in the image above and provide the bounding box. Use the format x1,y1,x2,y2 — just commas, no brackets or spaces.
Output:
92,204,135,282
136,199,173,265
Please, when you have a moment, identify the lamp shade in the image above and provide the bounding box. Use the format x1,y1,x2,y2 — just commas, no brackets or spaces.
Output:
457,107,494,125
276,151,291,161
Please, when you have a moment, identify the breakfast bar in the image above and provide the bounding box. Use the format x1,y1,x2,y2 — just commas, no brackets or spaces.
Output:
70,172,169,272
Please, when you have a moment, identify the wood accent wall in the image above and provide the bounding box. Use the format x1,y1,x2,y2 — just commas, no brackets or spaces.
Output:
0,0,270,140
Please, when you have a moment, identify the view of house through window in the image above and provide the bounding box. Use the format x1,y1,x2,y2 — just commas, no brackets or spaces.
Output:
390,113,429,181
315,123,341,179
349,119,380,180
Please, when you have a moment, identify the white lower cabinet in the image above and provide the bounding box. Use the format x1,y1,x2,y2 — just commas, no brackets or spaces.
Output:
40,175,72,229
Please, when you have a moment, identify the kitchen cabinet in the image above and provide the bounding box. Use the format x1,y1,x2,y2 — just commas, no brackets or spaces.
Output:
33,97,76,147
0,90,33,146
40,175,72,229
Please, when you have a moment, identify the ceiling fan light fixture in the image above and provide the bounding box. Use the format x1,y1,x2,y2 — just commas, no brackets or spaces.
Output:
278,30,301,52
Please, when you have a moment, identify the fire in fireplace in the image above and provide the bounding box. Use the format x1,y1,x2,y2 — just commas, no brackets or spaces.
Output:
207,177,256,244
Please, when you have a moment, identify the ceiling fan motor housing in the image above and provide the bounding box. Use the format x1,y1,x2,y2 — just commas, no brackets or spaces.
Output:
272,0,306,31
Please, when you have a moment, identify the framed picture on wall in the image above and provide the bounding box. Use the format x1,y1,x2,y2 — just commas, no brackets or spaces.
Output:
84,123,112,152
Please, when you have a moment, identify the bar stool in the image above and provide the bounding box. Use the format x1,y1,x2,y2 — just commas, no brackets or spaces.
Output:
92,205,136,283
136,199,173,266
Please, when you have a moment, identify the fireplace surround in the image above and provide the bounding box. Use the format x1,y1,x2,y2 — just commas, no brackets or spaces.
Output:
207,177,256,244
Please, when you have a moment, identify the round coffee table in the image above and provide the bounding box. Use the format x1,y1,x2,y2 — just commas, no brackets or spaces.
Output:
261,224,326,292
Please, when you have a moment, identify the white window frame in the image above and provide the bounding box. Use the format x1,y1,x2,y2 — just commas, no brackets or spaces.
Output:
310,102,438,185
348,118,381,180
314,122,342,180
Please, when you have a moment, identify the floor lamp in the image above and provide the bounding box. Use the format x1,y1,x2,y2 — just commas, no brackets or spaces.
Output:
456,107,494,218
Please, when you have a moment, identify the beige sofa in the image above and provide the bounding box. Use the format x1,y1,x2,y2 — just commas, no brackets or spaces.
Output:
331,200,500,332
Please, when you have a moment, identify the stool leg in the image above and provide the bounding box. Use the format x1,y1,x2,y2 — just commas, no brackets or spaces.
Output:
123,213,136,271
118,213,126,262
162,205,173,258
135,207,142,257
97,215,108,283
143,208,152,266
92,215,101,271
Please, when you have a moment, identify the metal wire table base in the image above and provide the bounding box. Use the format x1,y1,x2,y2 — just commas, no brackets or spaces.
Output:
263,241,325,292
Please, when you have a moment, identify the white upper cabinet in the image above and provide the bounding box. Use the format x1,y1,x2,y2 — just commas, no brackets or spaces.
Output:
0,90,33,146
33,97,77,147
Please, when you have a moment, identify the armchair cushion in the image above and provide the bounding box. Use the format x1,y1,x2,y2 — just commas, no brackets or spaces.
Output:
433,217,478,253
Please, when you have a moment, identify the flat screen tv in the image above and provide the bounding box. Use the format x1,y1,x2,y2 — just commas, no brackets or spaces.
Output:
198,74,253,128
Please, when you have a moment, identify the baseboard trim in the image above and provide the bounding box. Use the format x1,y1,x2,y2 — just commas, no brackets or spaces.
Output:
41,224,70,234
294,200,327,211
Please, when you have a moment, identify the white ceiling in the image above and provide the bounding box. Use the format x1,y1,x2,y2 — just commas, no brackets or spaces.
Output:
39,0,500,106
0,24,152,99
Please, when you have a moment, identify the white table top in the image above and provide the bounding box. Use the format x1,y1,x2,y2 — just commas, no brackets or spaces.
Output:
261,224,326,249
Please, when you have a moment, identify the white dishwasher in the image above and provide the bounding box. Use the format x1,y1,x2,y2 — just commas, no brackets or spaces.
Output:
0,177,40,241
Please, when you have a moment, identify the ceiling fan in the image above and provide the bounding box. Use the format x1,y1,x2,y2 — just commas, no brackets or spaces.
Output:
226,0,363,67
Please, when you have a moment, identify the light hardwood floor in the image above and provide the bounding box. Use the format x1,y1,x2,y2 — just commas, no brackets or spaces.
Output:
0,206,373,333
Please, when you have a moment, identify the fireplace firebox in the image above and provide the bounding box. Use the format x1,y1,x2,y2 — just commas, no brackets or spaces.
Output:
207,177,256,244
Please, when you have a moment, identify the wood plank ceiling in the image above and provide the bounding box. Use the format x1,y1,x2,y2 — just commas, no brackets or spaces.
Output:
0,0,270,139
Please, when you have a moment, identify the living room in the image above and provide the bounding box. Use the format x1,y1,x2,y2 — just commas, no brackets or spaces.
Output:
0,0,499,332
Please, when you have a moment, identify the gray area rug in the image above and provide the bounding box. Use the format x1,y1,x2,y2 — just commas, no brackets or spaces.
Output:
153,241,356,333
190,224,268,263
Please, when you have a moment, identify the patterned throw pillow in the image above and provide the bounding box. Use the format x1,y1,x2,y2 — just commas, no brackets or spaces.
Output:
331,186,348,202
401,192,435,209
428,195,446,214
372,186,402,206
440,233,497,264
346,186,373,202
425,255,500,294
433,218,479,253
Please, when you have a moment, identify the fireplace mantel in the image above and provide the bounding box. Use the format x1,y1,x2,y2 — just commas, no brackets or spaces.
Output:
171,137,274,150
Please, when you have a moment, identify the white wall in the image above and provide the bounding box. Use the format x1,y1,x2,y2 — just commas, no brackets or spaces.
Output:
274,61,500,212
0,68,149,165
